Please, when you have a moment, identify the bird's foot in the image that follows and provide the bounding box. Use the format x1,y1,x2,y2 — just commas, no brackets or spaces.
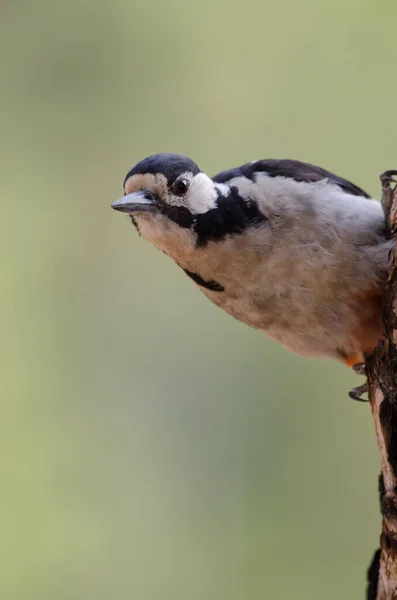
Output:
352,361,366,376
380,170,397,226
349,362,368,401
380,170,397,190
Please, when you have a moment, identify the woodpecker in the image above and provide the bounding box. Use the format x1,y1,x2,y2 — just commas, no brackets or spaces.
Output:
112,153,392,384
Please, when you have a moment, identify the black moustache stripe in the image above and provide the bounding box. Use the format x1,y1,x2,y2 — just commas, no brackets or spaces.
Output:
194,186,267,246
160,204,195,228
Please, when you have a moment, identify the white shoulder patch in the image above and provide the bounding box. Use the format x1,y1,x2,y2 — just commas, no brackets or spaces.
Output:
225,172,383,232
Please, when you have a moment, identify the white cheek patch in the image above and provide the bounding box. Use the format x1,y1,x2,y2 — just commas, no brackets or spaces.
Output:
184,173,218,214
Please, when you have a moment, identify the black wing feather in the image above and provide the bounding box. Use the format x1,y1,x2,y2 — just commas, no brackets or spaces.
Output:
213,159,371,199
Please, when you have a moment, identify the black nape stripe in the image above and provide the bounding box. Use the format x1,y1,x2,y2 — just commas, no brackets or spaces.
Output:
194,186,266,246
183,268,224,292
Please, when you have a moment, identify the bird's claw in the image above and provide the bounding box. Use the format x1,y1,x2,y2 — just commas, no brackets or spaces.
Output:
349,383,368,402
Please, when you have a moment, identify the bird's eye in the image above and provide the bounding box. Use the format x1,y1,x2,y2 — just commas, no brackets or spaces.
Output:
173,179,189,196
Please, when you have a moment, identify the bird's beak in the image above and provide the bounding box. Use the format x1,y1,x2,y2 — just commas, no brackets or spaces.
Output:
111,191,157,214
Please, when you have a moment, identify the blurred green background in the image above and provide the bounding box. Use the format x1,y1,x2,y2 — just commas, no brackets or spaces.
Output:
2,0,396,598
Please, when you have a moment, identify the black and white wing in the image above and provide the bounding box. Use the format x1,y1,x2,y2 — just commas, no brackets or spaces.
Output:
213,159,371,199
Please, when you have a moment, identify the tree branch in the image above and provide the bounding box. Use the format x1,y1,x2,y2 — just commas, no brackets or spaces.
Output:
366,172,397,600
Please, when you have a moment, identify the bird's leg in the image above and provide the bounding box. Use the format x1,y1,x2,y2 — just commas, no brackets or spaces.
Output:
348,361,368,401
352,361,366,376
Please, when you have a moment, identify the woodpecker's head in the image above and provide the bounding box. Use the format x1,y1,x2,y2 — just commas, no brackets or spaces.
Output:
111,153,266,261
112,153,218,255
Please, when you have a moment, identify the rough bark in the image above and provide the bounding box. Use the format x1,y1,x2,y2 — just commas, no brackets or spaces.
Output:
366,173,397,600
